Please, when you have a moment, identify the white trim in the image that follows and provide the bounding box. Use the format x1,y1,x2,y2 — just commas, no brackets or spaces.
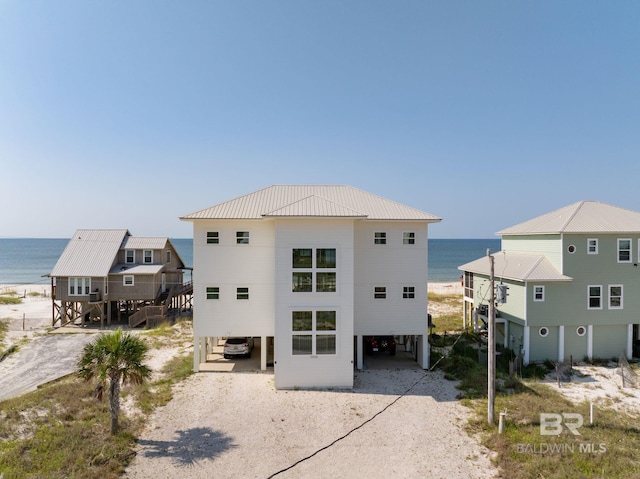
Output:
587,238,598,255
627,324,633,359
617,238,632,263
608,284,624,310
533,285,545,302
539,326,549,338
123,275,134,286
567,244,576,254
125,249,135,264
576,326,586,337
558,325,564,362
587,325,593,360
587,285,603,310
143,249,153,264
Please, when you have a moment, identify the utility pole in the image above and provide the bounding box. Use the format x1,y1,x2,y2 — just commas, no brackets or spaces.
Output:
487,249,496,425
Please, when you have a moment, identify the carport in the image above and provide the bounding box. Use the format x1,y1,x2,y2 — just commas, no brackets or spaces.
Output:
196,336,274,373
355,335,426,370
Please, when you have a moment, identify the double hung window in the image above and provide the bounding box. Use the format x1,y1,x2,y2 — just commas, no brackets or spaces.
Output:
587,285,602,310
618,239,631,263
206,287,220,300
125,250,135,264
143,250,153,264
69,277,91,296
609,285,623,309
207,232,219,244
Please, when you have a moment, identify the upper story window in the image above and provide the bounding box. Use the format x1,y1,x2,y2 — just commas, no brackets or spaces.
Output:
403,232,415,245
374,232,386,245
292,248,337,293
144,250,153,264
69,277,90,296
125,250,135,264
587,238,598,255
206,287,220,300
374,286,386,299
608,285,623,309
236,231,250,244
618,239,631,263
166,251,171,263
403,286,415,299
587,285,602,310
533,285,545,302
464,271,473,299
207,232,219,244
237,287,249,300
123,275,134,286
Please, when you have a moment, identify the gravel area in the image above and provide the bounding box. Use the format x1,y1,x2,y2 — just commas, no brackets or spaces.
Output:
125,369,498,479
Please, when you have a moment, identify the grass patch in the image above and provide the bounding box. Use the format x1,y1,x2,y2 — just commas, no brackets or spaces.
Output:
0,296,21,305
0,323,195,478
428,291,464,333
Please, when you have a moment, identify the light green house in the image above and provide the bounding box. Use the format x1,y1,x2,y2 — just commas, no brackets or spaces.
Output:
458,201,640,364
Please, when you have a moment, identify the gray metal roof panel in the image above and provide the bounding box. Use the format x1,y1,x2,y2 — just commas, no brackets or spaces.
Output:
109,264,164,275
180,185,441,222
122,237,169,249
458,252,572,282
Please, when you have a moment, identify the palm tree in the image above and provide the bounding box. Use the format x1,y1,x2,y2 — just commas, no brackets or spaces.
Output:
77,328,151,434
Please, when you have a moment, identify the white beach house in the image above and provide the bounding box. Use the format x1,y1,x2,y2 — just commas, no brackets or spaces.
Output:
180,185,441,389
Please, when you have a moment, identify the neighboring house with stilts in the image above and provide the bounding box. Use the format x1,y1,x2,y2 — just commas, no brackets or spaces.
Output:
459,201,640,365
49,229,192,328
180,185,441,389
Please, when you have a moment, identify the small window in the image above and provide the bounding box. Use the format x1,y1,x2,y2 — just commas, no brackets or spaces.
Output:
567,244,576,254
206,232,219,244
374,286,386,299
374,232,386,245
403,232,415,245
166,251,171,263
123,275,134,286
539,327,549,338
587,238,598,255
237,287,249,300
125,250,135,264
533,285,545,302
206,287,219,300
618,239,631,263
588,285,602,310
236,231,250,244
608,284,623,309
576,326,586,337
144,250,153,264
403,286,415,299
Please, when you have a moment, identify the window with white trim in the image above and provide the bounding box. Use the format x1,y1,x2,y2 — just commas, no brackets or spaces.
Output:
291,248,336,293
576,326,586,336
403,286,415,299
618,239,631,263
123,275,134,286
206,232,219,244
236,231,249,244
144,250,153,264
587,238,598,255
69,277,91,296
292,310,336,355
533,285,545,302
237,287,249,300
125,250,135,264
608,284,623,309
374,232,386,245
539,327,549,337
374,286,386,299
206,287,219,300
588,285,602,310
403,232,415,245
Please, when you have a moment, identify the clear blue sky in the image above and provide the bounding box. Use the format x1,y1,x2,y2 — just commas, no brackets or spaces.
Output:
2,1,639,239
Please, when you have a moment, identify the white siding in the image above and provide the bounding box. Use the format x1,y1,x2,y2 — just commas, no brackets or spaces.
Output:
192,220,275,337
274,219,354,389
354,221,428,335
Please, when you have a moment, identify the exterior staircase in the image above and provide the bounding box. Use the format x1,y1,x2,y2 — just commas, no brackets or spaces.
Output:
128,281,193,329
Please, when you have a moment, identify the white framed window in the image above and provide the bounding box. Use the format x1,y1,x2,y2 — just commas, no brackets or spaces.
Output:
206,286,219,300
236,287,249,300
403,232,415,245
236,231,249,244
539,327,549,338
292,310,336,355
403,286,415,299
125,250,135,264
608,284,623,309
533,285,545,302
143,250,153,264
587,285,602,310
291,248,337,293
576,326,586,337
206,232,219,244
374,286,386,299
69,277,91,296
374,232,386,245
587,238,598,255
123,275,134,286
618,238,631,263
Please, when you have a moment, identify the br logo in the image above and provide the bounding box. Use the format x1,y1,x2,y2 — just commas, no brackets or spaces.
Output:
540,413,583,436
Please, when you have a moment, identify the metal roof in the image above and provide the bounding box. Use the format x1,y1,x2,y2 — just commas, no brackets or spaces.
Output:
122,237,169,250
50,229,130,277
458,251,572,283
109,264,164,275
180,185,441,222
498,201,640,235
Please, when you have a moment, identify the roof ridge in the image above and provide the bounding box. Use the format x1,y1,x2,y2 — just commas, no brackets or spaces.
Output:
558,201,585,232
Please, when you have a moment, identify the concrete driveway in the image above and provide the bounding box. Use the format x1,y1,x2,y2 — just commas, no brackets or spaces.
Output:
0,332,95,402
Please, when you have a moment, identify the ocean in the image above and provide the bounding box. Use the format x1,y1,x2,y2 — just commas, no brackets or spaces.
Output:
0,238,501,285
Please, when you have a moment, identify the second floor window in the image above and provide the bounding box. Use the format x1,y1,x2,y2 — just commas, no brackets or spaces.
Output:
144,250,153,264
374,232,386,245
403,286,415,299
292,248,336,293
69,277,90,296
587,238,598,254
618,239,631,263
609,285,623,309
206,287,220,300
207,232,219,244
237,287,249,300
126,250,135,263
236,232,250,244
374,286,386,299
588,285,602,310
403,232,415,245
533,285,545,302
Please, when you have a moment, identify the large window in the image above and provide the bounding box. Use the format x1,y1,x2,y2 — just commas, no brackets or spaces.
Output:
588,285,602,310
608,285,623,309
292,310,336,355
618,239,631,263
69,277,90,296
292,248,336,293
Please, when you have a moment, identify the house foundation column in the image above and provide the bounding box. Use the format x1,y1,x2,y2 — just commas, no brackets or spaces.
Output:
261,335,267,371
558,325,565,362
587,325,593,360
627,324,633,360
523,326,530,365
356,335,363,370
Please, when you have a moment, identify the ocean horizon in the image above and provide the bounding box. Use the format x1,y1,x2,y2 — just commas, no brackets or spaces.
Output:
0,238,501,285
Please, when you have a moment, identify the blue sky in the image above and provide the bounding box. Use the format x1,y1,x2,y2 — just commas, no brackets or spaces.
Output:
1,1,639,239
